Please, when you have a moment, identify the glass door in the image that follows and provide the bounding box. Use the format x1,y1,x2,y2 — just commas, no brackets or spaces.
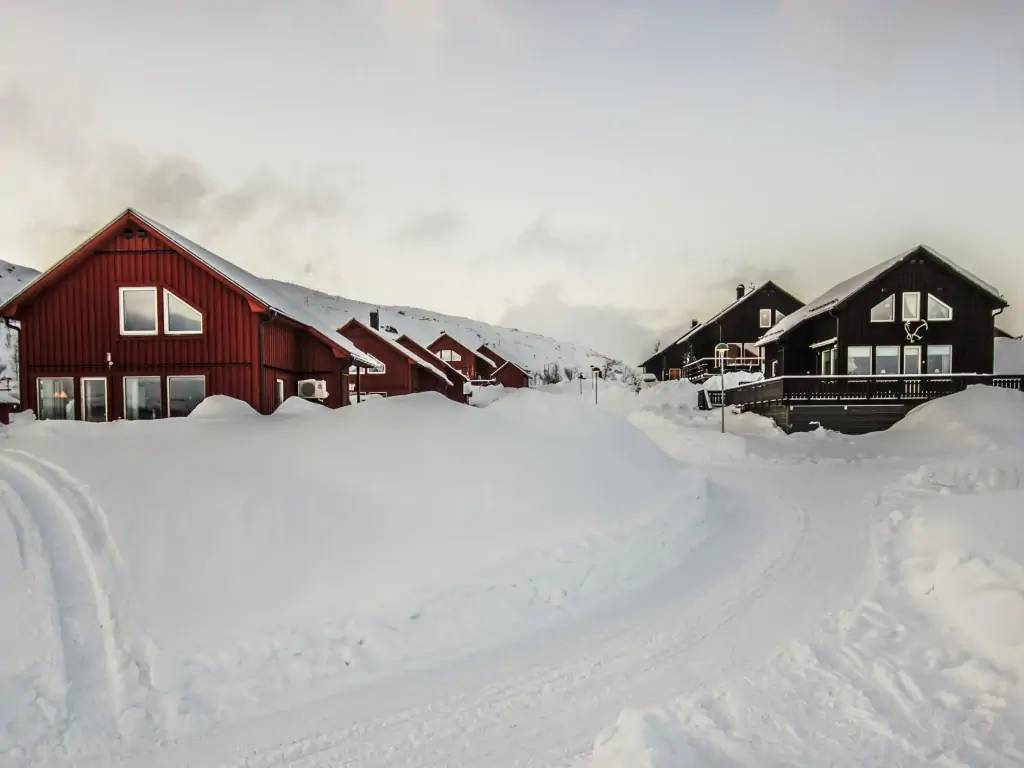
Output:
902,346,921,375
81,378,108,422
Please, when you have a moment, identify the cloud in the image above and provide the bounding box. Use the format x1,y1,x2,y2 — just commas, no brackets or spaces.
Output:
499,282,656,363
514,216,614,266
396,208,461,244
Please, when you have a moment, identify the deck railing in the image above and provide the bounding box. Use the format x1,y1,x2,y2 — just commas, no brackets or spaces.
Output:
682,356,763,382
722,373,1024,410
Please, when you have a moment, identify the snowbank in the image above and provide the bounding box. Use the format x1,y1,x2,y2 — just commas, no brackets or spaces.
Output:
0,391,704,761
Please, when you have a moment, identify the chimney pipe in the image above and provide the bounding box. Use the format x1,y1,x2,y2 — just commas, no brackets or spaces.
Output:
369,310,379,330
736,283,745,300
691,319,699,328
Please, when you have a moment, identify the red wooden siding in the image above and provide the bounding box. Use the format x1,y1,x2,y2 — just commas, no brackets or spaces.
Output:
428,334,482,380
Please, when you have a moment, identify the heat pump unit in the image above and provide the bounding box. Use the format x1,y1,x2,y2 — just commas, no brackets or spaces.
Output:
298,379,329,399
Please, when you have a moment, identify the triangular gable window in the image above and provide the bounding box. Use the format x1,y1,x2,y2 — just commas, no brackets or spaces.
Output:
164,289,203,334
926,294,953,321
870,294,895,322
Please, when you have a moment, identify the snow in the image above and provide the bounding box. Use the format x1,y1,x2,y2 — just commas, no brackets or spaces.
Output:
995,336,1024,374
2,376,1024,767
339,320,452,385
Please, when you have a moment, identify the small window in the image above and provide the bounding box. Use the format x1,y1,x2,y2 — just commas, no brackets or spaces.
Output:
119,287,158,335
347,363,385,375
774,309,786,324
926,345,952,374
365,362,385,375
875,346,899,375
275,378,285,408
847,346,872,375
902,292,921,321
124,376,162,420
771,360,779,378
926,294,953,321
81,378,108,422
759,309,772,328
668,368,682,380
903,346,921,375
37,377,75,420
167,375,206,417
870,294,895,323
164,290,203,334
438,349,462,363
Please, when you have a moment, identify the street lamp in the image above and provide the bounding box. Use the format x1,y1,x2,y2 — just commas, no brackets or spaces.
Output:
713,342,730,434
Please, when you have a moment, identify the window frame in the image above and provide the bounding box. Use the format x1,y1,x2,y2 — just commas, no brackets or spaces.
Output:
759,309,772,328
926,344,953,374
926,293,954,322
163,289,204,335
275,378,285,408
874,345,900,376
122,375,163,421
438,349,462,363
846,346,873,375
36,376,76,421
166,374,207,418
774,309,786,324
119,286,159,336
903,345,921,375
80,377,108,422
869,294,895,323
901,292,921,322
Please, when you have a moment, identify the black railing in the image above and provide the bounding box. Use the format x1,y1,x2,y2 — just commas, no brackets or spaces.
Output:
724,374,1024,410
682,356,763,383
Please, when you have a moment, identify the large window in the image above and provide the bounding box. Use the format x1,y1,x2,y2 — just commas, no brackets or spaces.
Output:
164,290,203,334
124,376,162,420
438,349,462,363
870,294,895,323
927,294,953,321
875,346,900,375
759,309,772,328
847,346,872,375
37,377,75,420
902,292,921,321
903,346,921,375
119,287,158,335
81,378,108,422
926,345,953,374
167,375,206,417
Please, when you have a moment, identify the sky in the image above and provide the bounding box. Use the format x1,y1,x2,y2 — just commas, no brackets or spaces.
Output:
1,1,1022,361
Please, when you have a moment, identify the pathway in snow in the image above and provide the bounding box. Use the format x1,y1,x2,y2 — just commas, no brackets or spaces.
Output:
105,459,880,768
0,450,128,755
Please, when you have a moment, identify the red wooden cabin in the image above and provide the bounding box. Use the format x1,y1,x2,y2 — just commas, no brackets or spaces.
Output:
394,334,470,403
338,317,461,402
0,209,380,421
427,332,498,381
477,345,531,389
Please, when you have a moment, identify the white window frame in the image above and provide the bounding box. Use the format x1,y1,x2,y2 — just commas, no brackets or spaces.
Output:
163,289,203,335
869,294,895,323
901,292,921,321
771,360,779,378
874,345,900,376
903,345,921,375
438,349,462,363
36,376,76,421
119,287,159,336
365,362,385,375
166,375,207,417
774,309,786,324
123,375,162,420
847,346,873,375
926,293,953,321
759,309,772,328
80,377,108,422
275,378,285,408
926,344,953,374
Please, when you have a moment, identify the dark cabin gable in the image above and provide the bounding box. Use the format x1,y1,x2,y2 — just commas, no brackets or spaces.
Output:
761,246,1006,377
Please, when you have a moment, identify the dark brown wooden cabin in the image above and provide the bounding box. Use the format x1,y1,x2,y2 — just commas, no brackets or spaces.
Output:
339,317,460,402
427,332,497,381
478,345,531,389
641,281,803,381
0,208,380,421
394,334,469,403
731,245,1021,433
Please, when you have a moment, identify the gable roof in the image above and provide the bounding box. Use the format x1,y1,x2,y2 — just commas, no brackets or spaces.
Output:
756,245,1006,347
429,331,498,368
640,281,800,366
339,318,451,385
478,344,531,376
396,334,469,382
0,209,381,367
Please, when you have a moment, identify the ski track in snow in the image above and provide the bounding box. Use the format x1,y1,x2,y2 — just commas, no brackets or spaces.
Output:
0,449,147,758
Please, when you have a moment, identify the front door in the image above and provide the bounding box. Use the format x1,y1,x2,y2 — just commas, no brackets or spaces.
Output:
81,377,108,422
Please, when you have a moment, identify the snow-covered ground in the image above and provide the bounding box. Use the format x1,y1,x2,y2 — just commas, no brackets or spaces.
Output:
2,377,1024,767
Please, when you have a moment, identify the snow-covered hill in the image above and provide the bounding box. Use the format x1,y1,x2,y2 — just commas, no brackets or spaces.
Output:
0,260,40,400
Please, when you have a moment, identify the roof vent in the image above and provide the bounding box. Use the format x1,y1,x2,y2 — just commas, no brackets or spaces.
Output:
736,283,745,300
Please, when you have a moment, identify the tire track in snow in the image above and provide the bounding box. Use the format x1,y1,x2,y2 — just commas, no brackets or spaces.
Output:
0,450,126,750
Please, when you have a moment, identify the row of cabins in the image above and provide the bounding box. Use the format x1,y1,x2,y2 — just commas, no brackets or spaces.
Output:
0,209,531,422
641,245,1022,433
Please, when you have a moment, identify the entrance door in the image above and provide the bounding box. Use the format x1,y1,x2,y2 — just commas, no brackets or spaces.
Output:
81,377,108,422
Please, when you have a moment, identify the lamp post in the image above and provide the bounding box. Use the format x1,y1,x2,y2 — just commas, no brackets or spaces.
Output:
714,341,729,434
591,366,601,404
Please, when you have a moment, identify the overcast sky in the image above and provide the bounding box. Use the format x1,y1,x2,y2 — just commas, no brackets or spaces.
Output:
1,1,1022,360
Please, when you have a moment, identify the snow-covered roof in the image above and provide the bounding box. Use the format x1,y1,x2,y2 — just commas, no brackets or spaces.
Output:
395,334,469,382
339,319,452,386
479,344,531,375
130,211,382,367
433,332,498,367
756,245,1005,347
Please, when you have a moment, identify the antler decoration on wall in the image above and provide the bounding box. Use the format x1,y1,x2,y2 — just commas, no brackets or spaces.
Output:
904,320,928,342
